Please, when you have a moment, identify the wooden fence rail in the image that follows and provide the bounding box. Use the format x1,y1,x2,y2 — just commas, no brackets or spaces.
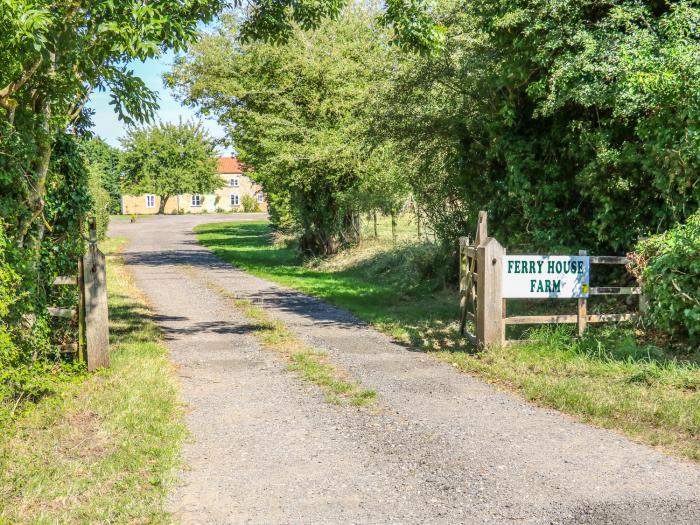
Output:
459,211,642,348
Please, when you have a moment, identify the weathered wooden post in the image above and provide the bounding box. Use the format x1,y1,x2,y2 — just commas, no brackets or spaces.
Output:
501,245,507,344
476,210,487,245
78,257,86,362
577,250,588,336
477,237,505,347
459,211,489,338
82,218,109,371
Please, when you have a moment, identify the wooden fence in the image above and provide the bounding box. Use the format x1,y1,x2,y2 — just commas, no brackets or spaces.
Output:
459,212,642,347
48,218,109,371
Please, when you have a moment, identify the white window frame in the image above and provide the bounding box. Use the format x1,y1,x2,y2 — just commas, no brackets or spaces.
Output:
230,193,240,206
256,193,264,203
145,194,155,208
230,176,239,188
191,194,202,207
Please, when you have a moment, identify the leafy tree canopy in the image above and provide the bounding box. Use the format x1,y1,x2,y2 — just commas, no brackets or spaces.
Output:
0,0,226,254
169,9,411,254
238,0,445,53
373,0,700,252
120,121,221,214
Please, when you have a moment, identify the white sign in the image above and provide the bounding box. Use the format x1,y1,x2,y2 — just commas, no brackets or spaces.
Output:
502,255,590,298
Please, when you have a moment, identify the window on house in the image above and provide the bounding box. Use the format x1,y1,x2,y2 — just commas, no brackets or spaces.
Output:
230,176,239,187
256,193,264,203
191,194,202,207
230,194,240,206
146,195,155,208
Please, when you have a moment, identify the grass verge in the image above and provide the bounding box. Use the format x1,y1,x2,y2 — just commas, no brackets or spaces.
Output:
188,270,376,407
440,327,700,461
196,220,458,350
0,237,188,523
196,220,700,462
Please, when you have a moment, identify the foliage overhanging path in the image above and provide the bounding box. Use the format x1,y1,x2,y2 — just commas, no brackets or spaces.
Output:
109,215,700,524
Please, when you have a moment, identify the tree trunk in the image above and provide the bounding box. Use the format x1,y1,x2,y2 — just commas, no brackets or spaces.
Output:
300,231,340,256
340,210,359,246
158,195,170,214
391,211,397,245
373,211,378,239
416,209,422,240
18,96,52,248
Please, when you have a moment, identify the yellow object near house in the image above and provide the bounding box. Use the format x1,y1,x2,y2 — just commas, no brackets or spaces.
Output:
120,157,268,214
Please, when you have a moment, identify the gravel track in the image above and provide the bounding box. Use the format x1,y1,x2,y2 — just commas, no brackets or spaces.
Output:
109,215,700,525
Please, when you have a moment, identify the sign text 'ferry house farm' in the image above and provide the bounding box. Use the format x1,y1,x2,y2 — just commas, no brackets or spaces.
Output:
502,255,590,299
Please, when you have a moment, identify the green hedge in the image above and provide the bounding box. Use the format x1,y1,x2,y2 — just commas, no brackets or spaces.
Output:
241,194,260,213
634,211,700,348
0,134,92,420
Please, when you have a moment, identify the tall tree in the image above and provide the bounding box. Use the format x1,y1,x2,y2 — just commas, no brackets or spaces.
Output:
169,9,409,254
120,121,221,214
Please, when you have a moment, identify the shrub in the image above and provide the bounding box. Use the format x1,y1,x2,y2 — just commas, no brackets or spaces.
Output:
0,135,90,420
87,163,110,240
0,223,30,420
0,224,20,319
633,211,700,347
242,195,260,213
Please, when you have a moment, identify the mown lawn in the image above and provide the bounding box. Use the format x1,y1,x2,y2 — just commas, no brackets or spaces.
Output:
196,219,700,462
0,238,187,523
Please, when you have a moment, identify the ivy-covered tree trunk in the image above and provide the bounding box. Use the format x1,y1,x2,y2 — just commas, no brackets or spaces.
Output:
18,98,52,249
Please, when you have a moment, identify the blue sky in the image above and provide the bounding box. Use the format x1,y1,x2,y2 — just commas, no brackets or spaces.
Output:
86,51,227,151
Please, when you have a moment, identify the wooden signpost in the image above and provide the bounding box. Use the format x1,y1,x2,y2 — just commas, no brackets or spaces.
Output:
502,255,590,298
83,219,110,371
459,211,641,348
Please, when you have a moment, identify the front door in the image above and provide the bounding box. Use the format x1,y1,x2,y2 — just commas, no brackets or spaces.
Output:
205,193,218,212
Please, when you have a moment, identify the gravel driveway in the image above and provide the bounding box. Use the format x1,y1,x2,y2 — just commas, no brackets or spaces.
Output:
109,214,700,525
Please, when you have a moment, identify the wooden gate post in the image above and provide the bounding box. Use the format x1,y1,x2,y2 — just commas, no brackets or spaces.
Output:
82,218,109,371
459,211,489,337
477,237,505,348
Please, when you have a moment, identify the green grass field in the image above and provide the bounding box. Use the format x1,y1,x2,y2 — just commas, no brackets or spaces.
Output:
196,217,459,349
196,219,700,462
0,238,187,523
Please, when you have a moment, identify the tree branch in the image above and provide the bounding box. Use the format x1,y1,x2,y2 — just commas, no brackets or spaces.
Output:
0,56,43,101
67,84,94,126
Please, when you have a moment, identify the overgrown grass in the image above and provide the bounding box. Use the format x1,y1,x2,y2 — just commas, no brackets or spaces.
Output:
196,220,700,462
191,272,376,407
440,326,700,460
0,237,188,523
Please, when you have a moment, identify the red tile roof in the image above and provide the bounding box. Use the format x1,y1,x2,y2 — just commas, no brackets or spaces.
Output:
217,156,244,174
